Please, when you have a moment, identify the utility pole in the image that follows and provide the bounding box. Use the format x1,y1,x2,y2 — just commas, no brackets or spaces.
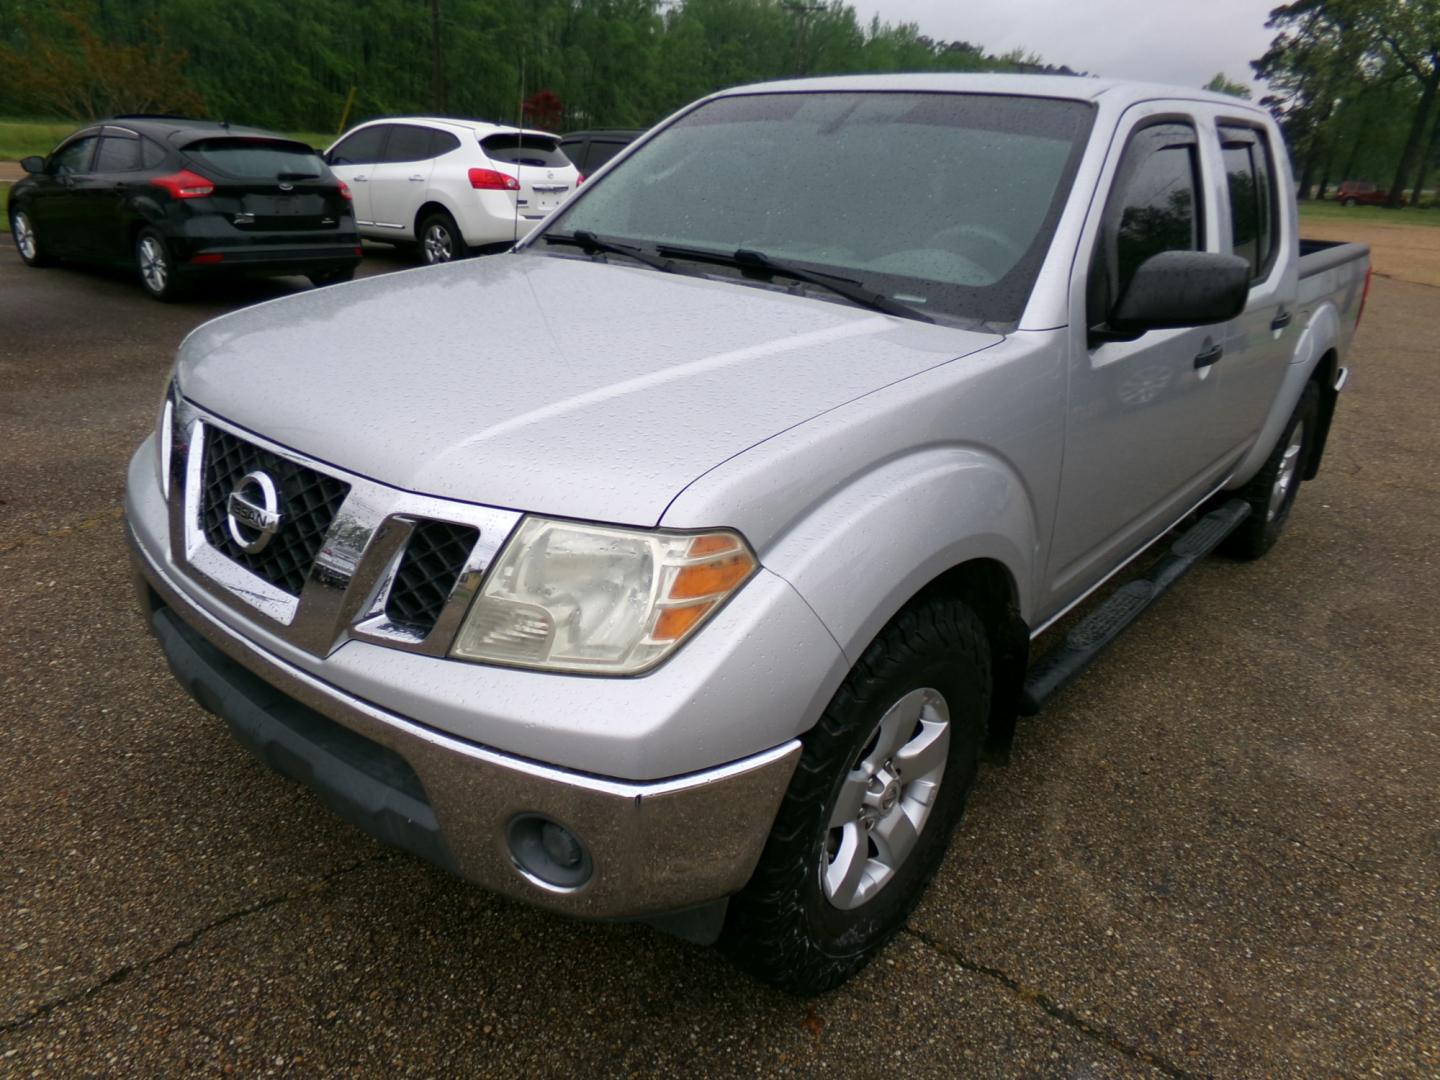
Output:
429,0,446,112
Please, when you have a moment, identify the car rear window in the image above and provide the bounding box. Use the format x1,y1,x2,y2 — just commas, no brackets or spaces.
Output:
481,134,568,167
183,138,328,180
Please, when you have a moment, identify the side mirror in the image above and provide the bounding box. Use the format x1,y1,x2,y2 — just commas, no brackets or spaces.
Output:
1101,251,1250,340
20,155,45,175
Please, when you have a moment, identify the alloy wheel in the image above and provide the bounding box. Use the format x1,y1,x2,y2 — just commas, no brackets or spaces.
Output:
822,687,951,910
1267,420,1305,522
424,223,454,264
139,235,169,294
12,212,37,261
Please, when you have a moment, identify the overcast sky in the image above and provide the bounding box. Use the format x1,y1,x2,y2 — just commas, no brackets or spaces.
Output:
847,0,1279,95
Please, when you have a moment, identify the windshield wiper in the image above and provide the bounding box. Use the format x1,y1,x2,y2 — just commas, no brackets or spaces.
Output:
656,244,933,323
542,230,681,275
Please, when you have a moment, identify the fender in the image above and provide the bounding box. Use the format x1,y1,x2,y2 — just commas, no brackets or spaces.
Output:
1226,300,1340,489
758,447,1036,666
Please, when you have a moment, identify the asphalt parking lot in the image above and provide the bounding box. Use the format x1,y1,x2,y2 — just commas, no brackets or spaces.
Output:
1,246,1437,1078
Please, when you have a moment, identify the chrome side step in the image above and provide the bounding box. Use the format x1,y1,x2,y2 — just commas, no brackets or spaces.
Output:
1019,498,1252,715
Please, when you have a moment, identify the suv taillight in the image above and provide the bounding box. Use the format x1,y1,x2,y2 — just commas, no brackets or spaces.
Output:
151,169,215,199
468,168,519,191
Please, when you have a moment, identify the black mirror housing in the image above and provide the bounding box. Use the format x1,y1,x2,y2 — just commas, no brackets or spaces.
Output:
20,155,45,174
1106,251,1250,337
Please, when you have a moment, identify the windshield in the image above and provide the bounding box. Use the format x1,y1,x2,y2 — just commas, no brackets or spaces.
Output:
537,91,1094,326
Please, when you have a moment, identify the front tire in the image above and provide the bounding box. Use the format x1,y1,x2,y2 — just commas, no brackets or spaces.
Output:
1342,197,1357,208
135,227,186,301
1223,381,1319,560
723,596,990,994
418,211,466,265
10,209,49,267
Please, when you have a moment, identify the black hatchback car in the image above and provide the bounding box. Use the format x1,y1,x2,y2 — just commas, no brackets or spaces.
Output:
8,117,362,299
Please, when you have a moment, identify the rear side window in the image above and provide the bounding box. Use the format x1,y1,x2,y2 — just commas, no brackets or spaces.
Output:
95,134,142,172
141,138,167,169
428,129,461,157
50,135,98,175
184,139,328,180
585,140,629,171
1219,124,1280,281
1088,122,1202,326
330,126,387,166
482,134,567,167
383,125,435,163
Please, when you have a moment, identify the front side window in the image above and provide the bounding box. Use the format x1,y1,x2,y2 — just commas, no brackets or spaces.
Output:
329,126,387,166
541,92,1095,327
1220,124,1279,281
1088,122,1202,327
50,135,98,175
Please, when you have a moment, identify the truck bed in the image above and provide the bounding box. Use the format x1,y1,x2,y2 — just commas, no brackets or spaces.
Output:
1297,238,1370,308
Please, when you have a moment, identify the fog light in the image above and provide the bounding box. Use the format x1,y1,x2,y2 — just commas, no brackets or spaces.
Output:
507,814,592,890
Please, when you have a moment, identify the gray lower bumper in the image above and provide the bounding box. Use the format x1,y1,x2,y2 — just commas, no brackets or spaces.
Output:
129,523,800,923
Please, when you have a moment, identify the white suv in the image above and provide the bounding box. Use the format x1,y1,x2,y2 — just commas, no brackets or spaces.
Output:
324,117,579,264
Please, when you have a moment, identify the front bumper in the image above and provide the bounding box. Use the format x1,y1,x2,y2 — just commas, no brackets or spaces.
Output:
129,527,801,923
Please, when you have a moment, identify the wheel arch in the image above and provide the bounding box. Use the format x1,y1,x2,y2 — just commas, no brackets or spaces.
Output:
413,199,458,240
1303,346,1341,481
901,558,1030,763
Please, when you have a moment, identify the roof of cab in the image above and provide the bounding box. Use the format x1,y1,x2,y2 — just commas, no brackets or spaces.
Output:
711,73,1268,114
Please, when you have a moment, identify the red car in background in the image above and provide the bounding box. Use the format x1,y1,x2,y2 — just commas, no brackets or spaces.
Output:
1335,181,1405,207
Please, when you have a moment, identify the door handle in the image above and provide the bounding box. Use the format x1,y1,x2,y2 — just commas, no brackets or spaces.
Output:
1270,309,1292,332
408,174,425,182
1193,343,1225,369
352,174,368,181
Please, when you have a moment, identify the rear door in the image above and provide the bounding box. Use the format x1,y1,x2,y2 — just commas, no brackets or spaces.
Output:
1210,120,1294,460
480,133,576,224
326,125,389,225
367,124,436,234
85,127,149,261
32,132,99,256
1046,114,1234,610
181,138,350,241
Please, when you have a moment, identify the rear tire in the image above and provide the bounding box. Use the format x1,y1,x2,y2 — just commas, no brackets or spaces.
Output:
135,227,186,301
308,268,356,287
417,211,466,265
10,209,49,267
1223,381,1320,560
722,596,990,995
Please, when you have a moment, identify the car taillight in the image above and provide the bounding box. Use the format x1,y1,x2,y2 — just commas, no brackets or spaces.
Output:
576,173,586,186
151,169,215,199
1356,264,1373,329
337,180,353,201
468,168,519,191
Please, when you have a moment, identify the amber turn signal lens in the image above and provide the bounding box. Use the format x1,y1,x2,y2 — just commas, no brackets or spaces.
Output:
653,601,716,642
669,553,754,600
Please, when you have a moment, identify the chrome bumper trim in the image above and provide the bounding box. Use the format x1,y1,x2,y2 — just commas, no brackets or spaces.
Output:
128,521,801,919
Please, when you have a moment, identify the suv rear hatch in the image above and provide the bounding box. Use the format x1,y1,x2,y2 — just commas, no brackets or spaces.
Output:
480,132,575,220
181,138,349,231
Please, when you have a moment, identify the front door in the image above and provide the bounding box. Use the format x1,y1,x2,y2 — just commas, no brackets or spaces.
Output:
1045,117,1234,612
31,132,99,257
326,124,390,227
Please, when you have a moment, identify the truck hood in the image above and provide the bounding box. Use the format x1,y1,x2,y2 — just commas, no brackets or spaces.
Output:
178,253,1000,525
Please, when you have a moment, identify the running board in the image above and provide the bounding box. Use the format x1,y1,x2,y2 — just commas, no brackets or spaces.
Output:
1019,498,1252,715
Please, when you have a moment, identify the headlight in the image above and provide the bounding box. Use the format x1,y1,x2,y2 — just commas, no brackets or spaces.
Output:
450,517,757,675
155,379,177,498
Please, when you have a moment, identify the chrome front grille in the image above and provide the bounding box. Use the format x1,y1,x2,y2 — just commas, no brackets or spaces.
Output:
384,520,481,636
168,401,521,659
199,426,351,596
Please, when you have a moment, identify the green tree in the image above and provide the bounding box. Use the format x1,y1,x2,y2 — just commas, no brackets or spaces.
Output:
1204,72,1252,98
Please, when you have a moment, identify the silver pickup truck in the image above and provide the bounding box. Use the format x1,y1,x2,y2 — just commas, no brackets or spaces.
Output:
124,75,1370,994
